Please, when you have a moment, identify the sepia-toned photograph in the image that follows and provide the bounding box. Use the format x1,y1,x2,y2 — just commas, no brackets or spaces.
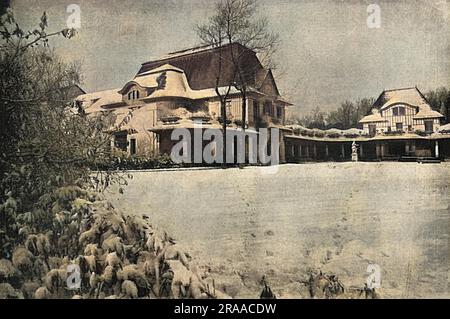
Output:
1,0,450,308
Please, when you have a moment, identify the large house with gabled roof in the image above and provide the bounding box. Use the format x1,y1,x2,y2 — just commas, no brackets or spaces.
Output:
76,43,291,161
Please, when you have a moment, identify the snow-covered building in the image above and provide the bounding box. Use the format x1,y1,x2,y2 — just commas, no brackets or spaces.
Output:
359,87,444,136
284,87,450,162
76,43,291,161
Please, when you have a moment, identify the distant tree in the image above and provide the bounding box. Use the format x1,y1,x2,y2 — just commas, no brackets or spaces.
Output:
326,98,374,129
353,97,374,126
300,106,327,129
425,87,450,123
326,101,355,129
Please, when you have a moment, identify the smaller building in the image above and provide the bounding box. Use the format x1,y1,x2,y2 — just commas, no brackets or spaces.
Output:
360,87,443,136
285,87,450,162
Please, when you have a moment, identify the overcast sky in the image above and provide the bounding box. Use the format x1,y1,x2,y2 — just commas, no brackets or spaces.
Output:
11,0,450,115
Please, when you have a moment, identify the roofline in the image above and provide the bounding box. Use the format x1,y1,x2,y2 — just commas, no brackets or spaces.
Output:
383,86,417,93
74,84,86,94
260,69,281,97
136,65,184,78
140,42,256,67
380,101,420,110
415,86,431,105
372,86,429,111
117,81,149,94
168,44,213,55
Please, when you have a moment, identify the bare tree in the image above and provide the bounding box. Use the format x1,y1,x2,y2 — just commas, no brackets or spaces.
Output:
196,0,279,164
196,8,231,165
218,0,278,132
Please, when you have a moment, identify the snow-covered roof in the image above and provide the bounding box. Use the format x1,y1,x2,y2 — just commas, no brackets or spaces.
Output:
288,125,312,132
375,87,429,109
438,123,450,133
142,44,217,65
359,112,387,123
76,43,291,110
376,87,443,118
76,89,123,113
342,128,364,136
78,62,271,112
413,108,444,119
325,128,343,135
359,86,445,123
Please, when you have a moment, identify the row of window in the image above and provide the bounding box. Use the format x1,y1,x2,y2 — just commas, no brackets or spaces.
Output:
368,120,434,135
386,106,422,117
262,102,283,118
222,100,284,121
391,106,406,116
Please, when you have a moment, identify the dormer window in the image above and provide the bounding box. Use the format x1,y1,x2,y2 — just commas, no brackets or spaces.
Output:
128,90,140,100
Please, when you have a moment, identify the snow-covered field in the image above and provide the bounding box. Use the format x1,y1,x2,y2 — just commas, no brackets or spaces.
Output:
107,162,450,298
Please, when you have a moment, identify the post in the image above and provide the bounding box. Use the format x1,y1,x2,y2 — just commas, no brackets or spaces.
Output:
341,144,345,159
435,140,440,158
306,145,310,158
279,131,286,163
359,143,364,158
411,141,416,155
313,144,317,159
325,144,329,158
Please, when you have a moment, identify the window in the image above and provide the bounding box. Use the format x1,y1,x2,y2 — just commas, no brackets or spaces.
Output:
424,120,433,132
276,106,283,119
396,123,403,131
263,101,272,115
253,101,259,123
392,106,405,116
130,138,137,155
408,125,412,131
114,132,128,151
128,90,140,100
226,100,232,116
393,108,398,116
369,124,377,136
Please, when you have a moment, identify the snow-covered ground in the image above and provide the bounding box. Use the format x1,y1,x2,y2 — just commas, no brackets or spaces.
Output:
107,162,450,298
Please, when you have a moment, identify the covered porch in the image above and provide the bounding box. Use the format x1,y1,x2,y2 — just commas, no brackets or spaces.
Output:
285,134,448,162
